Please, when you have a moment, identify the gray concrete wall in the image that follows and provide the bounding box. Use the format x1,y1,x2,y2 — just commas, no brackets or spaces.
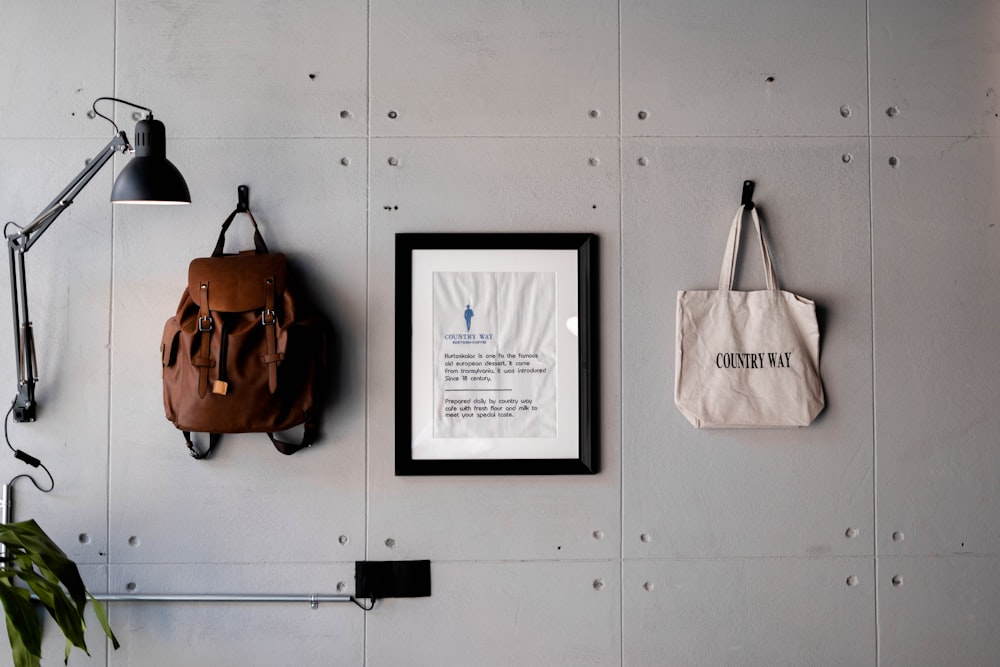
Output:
0,0,997,665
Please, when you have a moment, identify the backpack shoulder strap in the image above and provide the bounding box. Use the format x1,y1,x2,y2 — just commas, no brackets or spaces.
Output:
183,427,317,459
267,418,319,455
184,432,221,460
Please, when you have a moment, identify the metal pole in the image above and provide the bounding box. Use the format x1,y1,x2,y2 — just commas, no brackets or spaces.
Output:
0,482,9,562
91,593,354,609
1,483,356,608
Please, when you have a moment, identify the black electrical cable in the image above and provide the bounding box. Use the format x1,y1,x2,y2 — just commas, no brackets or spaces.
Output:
4,403,54,494
91,97,153,135
350,596,377,611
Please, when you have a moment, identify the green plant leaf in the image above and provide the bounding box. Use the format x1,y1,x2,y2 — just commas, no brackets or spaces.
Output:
0,521,86,613
5,545,90,654
50,589,88,654
10,570,59,627
87,594,120,650
0,582,41,667
6,616,39,667
0,520,118,666
15,568,60,609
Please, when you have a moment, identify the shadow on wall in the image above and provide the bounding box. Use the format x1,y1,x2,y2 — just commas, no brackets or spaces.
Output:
286,256,345,441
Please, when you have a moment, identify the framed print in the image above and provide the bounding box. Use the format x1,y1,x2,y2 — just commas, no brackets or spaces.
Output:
395,233,598,475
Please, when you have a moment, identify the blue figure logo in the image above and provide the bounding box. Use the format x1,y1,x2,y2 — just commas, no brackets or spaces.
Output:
464,304,474,332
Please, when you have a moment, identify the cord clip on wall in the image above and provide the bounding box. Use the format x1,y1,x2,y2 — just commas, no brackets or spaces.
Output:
741,179,756,211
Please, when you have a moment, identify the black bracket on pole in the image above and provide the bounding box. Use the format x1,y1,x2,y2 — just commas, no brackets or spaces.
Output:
741,180,756,211
236,184,250,213
355,560,431,599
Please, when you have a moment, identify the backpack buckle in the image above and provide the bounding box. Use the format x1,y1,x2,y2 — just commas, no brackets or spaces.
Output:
261,309,277,326
198,315,214,332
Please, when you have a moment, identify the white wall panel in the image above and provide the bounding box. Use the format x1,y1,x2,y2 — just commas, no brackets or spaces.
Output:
109,139,368,565
1,2,998,665
879,556,1000,666
870,0,1000,137
621,0,868,137
623,558,876,666
0,140,112,564
116,0,368,138
107,563,362,666
622,138,873,559
873,137,1000,557
0,0,114,139
367,561,621,667
367,138,620,562
370,0,619,137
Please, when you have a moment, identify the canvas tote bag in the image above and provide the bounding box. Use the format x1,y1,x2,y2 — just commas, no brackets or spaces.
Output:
674,205,824,427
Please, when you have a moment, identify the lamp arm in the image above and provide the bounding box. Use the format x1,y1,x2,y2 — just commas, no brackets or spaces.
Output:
16,132,130,247
5,131,130,422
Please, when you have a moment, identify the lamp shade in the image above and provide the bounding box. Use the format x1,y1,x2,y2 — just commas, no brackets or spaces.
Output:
110,115,190,204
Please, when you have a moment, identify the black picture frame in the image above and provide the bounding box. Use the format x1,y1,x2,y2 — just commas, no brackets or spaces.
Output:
395,233,598,475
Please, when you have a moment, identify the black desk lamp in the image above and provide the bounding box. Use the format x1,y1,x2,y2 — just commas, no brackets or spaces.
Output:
5,97,190,423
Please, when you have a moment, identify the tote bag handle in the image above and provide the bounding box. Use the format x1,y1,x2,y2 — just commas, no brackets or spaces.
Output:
718,205,779,292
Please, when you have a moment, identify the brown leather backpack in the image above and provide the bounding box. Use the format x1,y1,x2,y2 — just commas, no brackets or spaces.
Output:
160,206,326,458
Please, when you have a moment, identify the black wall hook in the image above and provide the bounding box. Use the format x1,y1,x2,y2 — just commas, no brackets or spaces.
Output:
741,180,756,211
236,184,250,212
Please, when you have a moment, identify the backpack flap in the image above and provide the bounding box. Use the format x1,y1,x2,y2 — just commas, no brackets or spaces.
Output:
188,252,287,313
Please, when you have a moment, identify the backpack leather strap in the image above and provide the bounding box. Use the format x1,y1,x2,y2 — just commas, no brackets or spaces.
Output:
262,277,282,393
193,281,215,398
